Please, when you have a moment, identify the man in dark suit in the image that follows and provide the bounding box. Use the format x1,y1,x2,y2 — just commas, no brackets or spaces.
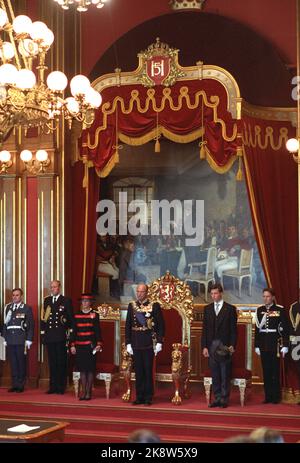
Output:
201,283,237,408
125,283,165,406
2,288,34,392
255,287,289,404
40,280,74,394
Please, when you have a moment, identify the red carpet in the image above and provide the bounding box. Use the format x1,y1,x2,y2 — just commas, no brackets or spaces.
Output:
0,385,299,443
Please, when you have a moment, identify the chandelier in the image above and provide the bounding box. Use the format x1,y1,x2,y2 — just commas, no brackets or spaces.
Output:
0,0,102,146
54,0,109,12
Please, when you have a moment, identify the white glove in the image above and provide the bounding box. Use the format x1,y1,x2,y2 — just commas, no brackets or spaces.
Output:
126,344,133,355
255,348,260,356
3,341,7,347
154,343,162,356
280,347,288,357
25,340,32,349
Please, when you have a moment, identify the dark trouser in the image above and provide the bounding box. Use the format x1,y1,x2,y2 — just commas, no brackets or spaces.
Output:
261,351,281,402
46,341,68,392
7,344,27,389
133,348,154,401
209,354,232,403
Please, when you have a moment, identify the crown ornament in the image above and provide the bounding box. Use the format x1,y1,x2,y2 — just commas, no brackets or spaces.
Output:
170,0,205,10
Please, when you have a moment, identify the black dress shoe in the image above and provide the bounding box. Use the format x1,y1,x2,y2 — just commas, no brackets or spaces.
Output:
7,387,17,392
144,400,152,406
262,399,272,404
16,387,24,393
46,389,56,394
220,403,228,408
132,399,145,405
208,401,220,408
272,400,280,404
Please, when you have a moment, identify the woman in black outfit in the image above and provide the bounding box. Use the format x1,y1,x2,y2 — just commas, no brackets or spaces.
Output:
70,294,102,400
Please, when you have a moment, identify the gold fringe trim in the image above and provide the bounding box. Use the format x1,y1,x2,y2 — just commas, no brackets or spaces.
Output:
85,87,238,149
99,150,120,178
99,143,237,178
236,156,243,181
119,126,205,145
242,124,290,150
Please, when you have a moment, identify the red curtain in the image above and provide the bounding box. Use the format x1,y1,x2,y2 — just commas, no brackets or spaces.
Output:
243,117,298,306
243,116,299,397
69,162,100,307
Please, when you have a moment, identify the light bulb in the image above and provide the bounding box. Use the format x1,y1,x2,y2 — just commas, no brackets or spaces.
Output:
70,75,90,96
84,87,102,108
13,15,32,35
36,150,48,162
20,150,33,162
65,97,80,114
0,150,11,162
47,71,68,91
286,138,299,153
0,63,18,85
15,69,36,89
29,21,49,41
42,28,54,47
0,42,15,60
0,8,8,28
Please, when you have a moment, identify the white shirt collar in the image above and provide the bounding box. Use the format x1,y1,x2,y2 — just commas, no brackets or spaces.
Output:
215,300,224,309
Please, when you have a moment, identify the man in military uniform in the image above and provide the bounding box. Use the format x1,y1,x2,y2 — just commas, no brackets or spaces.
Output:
125,283,165,405
255,288,289,404
41,280,74,394
289,290,300,405
2,288,34,392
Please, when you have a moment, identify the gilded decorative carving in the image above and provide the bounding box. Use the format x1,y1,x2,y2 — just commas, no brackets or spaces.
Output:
120,342,133,402
148,271,194,344
94,303,120,320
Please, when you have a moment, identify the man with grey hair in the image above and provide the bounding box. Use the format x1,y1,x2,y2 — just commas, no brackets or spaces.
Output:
41,280,73,394
125,283,165,405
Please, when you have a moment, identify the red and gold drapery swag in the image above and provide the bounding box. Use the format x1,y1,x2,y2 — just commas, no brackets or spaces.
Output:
72,41,299,401
80,79,242,178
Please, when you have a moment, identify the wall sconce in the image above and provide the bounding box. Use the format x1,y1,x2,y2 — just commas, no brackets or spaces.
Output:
20,149,50,173
0,149,13,173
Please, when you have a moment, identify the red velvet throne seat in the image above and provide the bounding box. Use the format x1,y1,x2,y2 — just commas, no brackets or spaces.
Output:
203,311,252,406
73,304,120,399
121,271,194,405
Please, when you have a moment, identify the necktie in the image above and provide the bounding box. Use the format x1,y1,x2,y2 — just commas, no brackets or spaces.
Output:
53,296,56,304
215,303,220,316
13,304,17,311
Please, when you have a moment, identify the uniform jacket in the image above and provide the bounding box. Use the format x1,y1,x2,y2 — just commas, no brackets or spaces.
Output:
70,310,102,348
254,303,289,351
41,295,74,344
125,299,165,350
2,303,34,345
201,301,237,350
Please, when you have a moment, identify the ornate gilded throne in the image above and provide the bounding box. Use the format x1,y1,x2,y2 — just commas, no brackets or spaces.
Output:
121,271,194,404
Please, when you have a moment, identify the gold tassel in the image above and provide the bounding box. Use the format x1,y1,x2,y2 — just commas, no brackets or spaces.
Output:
236,145,244,157
82,163,88,188
200,142,206,159
155,138,161,153
114,147,120,164
236,156,243,181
